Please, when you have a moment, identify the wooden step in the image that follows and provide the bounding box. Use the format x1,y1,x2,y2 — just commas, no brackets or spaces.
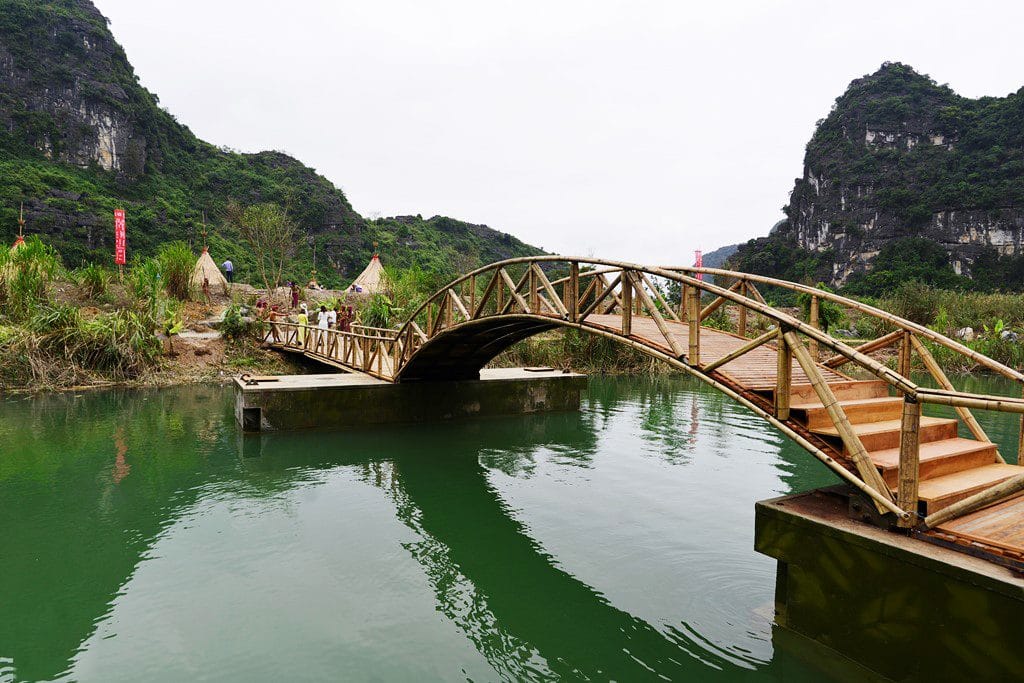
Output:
810,416,959,453
916,464,1024,514
784,380,889,405
870,438,1000,488
791,396,904,430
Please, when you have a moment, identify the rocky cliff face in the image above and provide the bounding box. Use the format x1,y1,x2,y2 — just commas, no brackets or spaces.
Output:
0,1,148,172
735,63,1024,287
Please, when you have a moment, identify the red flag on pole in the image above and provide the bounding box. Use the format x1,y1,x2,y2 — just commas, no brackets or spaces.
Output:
114,209,126,265
695,249,703,281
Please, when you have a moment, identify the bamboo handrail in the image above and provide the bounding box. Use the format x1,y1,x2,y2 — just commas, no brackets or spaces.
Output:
924,474,1024,528
785,330,895,511
823,330,903,368
911,335,1005,463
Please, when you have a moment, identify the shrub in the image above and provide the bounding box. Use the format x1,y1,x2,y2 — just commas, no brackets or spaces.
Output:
220,304,251,340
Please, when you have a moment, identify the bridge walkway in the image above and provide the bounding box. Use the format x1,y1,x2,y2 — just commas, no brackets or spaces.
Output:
263,257,1024,573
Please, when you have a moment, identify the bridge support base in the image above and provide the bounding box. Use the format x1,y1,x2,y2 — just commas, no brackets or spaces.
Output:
234,368,586,433
755,488,1023,680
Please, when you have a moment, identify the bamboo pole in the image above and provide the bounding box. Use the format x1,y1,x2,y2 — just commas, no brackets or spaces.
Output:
737,281,747,338
621,270,633,336
568,262,580,322
579,274,622,319
809,296,819,359
499,268,530,314
627,271,685,357
898,331,912,378
897,396,921,528
910,336,1004,462
924,474,1024,528
686,284,700,366
784,330,895,510
640,272,681,322
448,288,470,319
775,328,791,420
703,328,777,373
532,264,569,317
823,330,903,368
699,280,743,321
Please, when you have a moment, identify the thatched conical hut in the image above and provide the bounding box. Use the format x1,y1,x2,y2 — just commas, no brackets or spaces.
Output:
347,254,386,294
192,247,229,294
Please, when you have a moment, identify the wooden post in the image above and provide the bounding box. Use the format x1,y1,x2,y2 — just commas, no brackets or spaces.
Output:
678,284,687,321
809,296,819,359
469,274,476,314
621,271,632,336
737,281,747,338
686,284,700,366
568,262,579,322
775,327,791,420
899,331,912,378
897,395,921,528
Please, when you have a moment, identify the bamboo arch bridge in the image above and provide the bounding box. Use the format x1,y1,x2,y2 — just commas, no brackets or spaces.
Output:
264,256,1024,571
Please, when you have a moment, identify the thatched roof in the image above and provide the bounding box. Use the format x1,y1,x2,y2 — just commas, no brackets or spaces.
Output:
348,254,385,294
9,235,25,253
192,248,228,291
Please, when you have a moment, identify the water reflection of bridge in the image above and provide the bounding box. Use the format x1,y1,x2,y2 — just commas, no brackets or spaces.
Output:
2,382,843,681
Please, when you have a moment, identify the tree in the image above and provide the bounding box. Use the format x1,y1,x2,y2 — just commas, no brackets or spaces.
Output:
225,201,296,297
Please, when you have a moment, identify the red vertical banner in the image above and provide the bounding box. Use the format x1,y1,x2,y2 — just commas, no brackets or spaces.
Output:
694,249,703,281
114,209,127,265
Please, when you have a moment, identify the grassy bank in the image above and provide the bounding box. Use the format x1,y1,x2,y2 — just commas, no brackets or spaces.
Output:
0,237,297,392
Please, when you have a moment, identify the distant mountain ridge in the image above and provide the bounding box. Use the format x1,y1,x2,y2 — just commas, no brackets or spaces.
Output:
0,0,543,283
731,63,1024,292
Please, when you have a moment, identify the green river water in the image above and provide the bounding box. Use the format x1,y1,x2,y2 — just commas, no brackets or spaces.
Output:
1,375,1020,682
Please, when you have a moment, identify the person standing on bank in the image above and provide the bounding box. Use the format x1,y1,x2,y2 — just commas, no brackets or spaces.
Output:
221,258,234,284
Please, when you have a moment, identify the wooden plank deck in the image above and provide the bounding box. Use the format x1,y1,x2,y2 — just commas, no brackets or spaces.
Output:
584,314,848,389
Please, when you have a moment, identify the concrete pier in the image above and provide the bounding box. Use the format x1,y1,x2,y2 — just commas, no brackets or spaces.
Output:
234,368,587,432
756,488,1024,680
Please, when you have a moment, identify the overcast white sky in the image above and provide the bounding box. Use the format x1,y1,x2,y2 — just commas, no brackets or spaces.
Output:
93,0,1024,264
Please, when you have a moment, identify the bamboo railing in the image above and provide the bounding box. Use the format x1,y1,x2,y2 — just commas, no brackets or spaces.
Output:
263,256,1024,528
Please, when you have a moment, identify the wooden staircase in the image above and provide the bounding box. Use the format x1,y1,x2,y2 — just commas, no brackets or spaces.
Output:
782,380,1023,516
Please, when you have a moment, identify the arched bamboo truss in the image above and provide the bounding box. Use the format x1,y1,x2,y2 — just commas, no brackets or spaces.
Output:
265,257,1024,566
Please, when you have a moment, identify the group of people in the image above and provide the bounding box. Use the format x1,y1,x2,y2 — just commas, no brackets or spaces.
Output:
296,302,356,332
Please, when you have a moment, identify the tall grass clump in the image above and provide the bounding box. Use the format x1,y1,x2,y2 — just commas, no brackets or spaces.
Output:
0,236,62,321
73,262,112,299
157,241,194,300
